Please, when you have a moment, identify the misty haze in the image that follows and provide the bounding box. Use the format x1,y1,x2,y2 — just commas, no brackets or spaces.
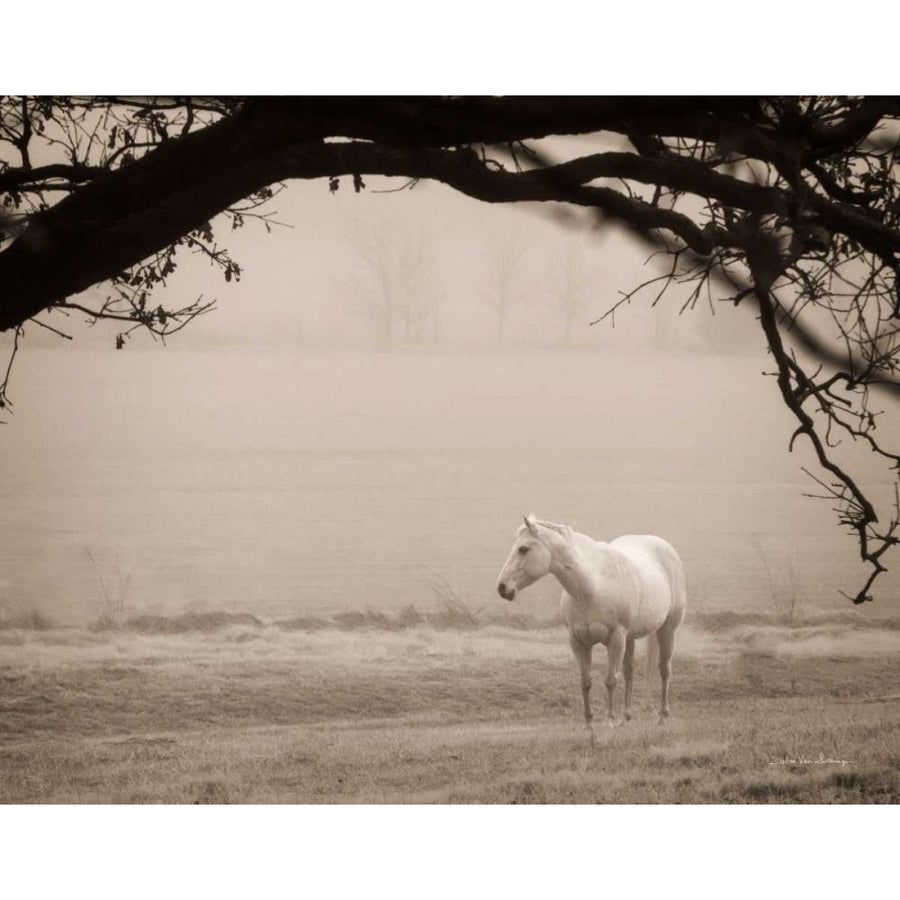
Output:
2,97,899,805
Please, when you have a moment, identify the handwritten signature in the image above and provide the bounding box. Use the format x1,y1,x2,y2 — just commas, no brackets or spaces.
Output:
770,753,853,767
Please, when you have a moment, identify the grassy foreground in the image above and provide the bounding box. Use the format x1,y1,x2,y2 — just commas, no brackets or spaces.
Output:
0,610,898,803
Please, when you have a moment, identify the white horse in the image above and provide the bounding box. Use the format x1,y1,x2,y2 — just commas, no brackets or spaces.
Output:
496,515,686,736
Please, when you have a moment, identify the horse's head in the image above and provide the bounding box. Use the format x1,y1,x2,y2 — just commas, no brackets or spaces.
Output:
496,514,572,601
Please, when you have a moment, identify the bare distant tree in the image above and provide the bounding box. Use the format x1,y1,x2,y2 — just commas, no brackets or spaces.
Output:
343,216,399,347
343,214,437,347
550,237,593,347
397,228,438,344
483,228,528,346
2,96,900,603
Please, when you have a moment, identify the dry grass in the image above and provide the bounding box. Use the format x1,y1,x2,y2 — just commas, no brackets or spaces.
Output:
0,610,898,804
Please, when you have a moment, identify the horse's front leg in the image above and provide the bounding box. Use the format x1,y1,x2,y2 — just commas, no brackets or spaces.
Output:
568,631,594,742
605,627,627,726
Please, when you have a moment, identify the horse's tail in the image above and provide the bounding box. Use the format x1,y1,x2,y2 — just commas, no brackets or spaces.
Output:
644,632,658,706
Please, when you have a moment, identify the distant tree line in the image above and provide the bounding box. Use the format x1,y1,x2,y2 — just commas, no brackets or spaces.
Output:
339,216,753,352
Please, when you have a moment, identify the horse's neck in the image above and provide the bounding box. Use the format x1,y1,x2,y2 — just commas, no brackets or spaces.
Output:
548,538,599,601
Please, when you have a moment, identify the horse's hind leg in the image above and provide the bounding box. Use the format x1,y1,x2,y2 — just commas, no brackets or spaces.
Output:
657,554,687,724
656,621,678,724
623,637,635,721
568,632,594,741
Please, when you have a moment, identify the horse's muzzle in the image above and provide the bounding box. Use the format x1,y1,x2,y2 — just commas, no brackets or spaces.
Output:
497,582,516,601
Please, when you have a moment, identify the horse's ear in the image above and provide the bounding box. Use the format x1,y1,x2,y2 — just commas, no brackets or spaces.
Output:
537,520,574,543
523,514,539,535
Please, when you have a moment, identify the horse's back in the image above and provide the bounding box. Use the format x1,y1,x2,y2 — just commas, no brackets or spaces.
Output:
610,534,687,630
611,534,682,576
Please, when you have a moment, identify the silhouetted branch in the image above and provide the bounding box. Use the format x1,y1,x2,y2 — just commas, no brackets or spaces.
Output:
0,325,21,423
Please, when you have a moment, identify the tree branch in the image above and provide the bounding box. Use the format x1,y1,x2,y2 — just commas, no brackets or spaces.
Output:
0,163,106,192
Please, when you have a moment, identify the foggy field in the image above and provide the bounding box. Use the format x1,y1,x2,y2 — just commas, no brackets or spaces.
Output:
1,611,898,804
6,348,900,624
4,349,900,804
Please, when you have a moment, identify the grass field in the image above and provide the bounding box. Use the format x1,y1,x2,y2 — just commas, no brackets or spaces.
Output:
1,607,898,804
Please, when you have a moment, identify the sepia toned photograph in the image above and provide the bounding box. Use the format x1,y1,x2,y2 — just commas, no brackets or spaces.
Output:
2,92,898,816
